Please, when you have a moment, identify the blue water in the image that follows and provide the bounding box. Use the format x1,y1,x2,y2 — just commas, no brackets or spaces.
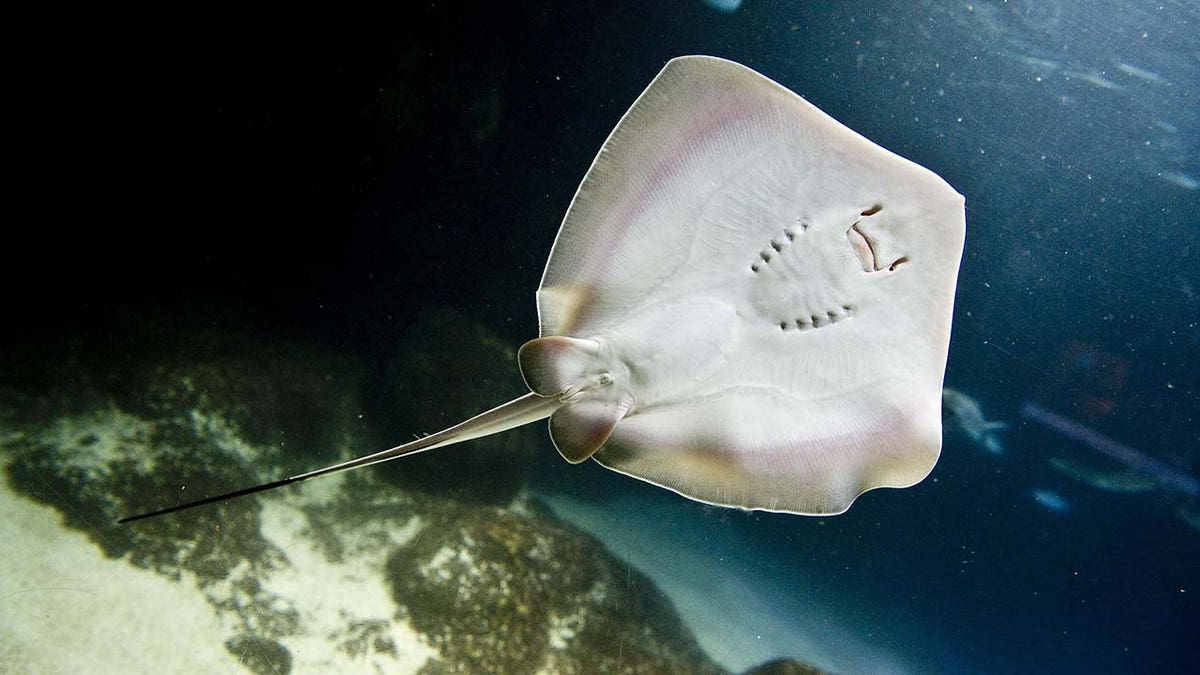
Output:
7,2,1197,673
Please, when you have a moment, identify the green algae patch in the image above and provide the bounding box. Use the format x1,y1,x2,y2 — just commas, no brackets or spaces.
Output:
386,502,724,675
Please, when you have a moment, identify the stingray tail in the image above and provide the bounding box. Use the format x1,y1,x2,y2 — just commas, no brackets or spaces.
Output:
118,392,562,523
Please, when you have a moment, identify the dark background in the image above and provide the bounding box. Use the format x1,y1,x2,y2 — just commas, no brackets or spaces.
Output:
12,4,754,354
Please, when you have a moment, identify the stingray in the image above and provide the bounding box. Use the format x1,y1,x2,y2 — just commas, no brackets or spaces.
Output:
120,56,965,523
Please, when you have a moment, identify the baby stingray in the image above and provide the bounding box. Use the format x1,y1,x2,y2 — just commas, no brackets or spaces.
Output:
120,55,965,523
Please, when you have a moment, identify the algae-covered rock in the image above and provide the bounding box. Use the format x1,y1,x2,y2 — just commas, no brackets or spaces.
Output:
386,501,725,675
226,634,293,675
109,335,371,466
2,331,376,671
741,658,830,675
6,408,277,580
0,319,753,674
3,330,371,581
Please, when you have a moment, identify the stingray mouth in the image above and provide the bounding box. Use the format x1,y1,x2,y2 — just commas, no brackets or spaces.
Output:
847,221,908,273
846,223,878,272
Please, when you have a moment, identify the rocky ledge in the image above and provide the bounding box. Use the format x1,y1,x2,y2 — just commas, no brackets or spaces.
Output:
1,316,822,673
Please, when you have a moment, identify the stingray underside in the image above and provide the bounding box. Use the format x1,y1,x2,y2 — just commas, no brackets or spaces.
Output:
524,55,966,514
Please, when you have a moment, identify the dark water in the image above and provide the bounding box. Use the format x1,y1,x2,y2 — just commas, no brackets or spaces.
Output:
8,1,1198,673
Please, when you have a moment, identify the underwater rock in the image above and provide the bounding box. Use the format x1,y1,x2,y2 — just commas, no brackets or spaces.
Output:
111,335,371,467
386,500,724,675
0,323,740,673
373,307,540,504
0,332,384,670
741,658,829,675
5,406,277,578
226,634,293,675
3,330,373,577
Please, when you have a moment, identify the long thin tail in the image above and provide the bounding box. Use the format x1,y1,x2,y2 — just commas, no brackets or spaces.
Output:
118,392,562,523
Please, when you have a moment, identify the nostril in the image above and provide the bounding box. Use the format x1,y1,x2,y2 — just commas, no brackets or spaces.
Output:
888,256,910,272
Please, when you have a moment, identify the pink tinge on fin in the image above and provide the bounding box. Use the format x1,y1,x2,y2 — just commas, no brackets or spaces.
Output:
550,397,630,463
518,335,601,396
